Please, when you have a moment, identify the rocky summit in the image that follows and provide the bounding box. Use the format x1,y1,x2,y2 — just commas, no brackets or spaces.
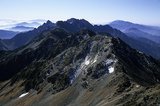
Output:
0,28,160,106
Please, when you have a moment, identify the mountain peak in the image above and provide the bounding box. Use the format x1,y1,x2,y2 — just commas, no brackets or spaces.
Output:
66,18,79,23
43,20,54,27
66,18,92,25
37,20,55,31
55,18,93,32
110,20,133,26
46,20,53,24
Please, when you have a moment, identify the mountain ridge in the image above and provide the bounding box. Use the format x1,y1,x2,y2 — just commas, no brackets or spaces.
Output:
0,18,160,60
110,20,160,35
0,28,160,106
0,30,18,39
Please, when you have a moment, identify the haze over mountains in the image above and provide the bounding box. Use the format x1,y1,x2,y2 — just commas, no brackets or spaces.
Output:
0,20,46,39
0,18,160,60
0,19,46,30
110,20,160,43
0,30,18,39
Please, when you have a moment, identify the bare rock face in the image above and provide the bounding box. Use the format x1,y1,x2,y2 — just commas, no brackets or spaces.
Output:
0,28,160,106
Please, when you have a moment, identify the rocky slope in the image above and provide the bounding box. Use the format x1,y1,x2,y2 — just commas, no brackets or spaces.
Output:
0,28,160,106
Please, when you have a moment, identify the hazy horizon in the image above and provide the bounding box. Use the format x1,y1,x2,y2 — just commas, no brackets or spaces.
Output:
0,0,160,26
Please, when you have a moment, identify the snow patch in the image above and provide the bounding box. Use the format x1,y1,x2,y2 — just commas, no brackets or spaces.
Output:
105,58,118,74
105,59,114,66
70,55,98,84
70,78,74,84
19,92,29,98
93,59,97,63
108,66,114,73
136,85,140,88
84,56,90,65
85,60,90,65
92,55,98,63
136,50,143,54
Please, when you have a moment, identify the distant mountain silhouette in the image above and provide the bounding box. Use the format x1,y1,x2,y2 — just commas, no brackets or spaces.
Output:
109,20,160,59
10,26,34,32
110,20,160,36
0,18,160,59
0,30,18,39
124,28,160,44
0,20,55,50
15,22,41,28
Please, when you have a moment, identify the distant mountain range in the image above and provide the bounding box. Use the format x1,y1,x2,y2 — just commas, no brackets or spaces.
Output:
0,18,160,60
0,20,55,50
0,19,46,32
124,28,160,44
110,20,160,36
0,30,18,39
0,20,46,39
109,20,160,43
10,26,34,32
109,20,160,59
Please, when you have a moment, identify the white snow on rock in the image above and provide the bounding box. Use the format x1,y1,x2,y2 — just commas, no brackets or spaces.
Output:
70,55,98,84
105,59,114,66
85,60,90,65
92,55,98,63
108,66,114,73
19,92,29,98
84,56,90,65
105,58,118,74
136,85,140,88
136,50,143,54
70,79,74,84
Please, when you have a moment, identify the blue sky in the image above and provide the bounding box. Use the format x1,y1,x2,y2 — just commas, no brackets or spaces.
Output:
0,0,160,25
